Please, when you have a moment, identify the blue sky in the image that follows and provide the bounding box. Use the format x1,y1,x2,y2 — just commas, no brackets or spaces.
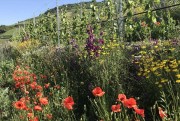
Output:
0,0,103,25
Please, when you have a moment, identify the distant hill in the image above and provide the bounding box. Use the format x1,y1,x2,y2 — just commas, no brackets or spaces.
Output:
44,1,103,15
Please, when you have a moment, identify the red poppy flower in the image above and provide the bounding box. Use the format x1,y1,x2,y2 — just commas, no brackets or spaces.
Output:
134,107,145,117
117,94,126,102
13,101,26,110
123,98,137,108
15,82,21,88
92,87,105,97
30,82,37,90
34,105,42,111
19,97,26,102
36,85,43,91
29,116,39,121
63,96,75,110
158,107,167,119
39,97,48,105
111,104,121,112
19,96,30,103
31,73,37,81
36,92,43,97
27,112,33,118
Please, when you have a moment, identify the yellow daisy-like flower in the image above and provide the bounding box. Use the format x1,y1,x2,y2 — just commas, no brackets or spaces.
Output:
176,80,180,83
151,67,158,72
154,46,158,48
176,74,180,78
141,46,146,49
161,79,168,83
172,69,178,72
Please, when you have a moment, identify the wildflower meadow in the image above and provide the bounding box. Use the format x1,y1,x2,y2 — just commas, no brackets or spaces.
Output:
0,0,180,121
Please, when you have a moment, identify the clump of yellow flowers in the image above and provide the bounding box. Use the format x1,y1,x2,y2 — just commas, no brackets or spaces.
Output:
10,39,41,53
134,40,180,87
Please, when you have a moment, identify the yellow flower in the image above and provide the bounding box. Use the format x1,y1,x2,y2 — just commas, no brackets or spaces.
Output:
156,73,162,77
176,74,180,78
162,60,167,64
151,67,157,72
161,79,168,83
135,61,139,64
141,46,146,49
170,48,175,51
140,51,147,55
176,80,180,83
154,46,158,48
146,76,150,78
172,69,178,72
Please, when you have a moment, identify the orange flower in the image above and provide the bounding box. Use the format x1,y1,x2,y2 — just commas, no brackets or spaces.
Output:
27,112,33,118
39,97,48,105
30,82,37,90
111,104,121,112
123,98,137,108
117,94,126,102
15,82,21,88
34,105,42,111
158,107,167,119
36,85,43,91
36,92,43,97
31,73,37,81
46,114,52,120
29,116,39,121
13,101,26,110
19,97,26,102
92,87,105,97
134,107,145,117
63,96,75,110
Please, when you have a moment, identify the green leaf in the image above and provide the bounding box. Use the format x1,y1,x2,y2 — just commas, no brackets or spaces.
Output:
152,16,157,23
154,0,160,3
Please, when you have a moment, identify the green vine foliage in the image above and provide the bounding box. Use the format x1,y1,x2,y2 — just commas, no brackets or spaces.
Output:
124,0,178,41
16,0,179,45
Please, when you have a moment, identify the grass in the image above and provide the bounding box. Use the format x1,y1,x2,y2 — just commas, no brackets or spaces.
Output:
0,28,18,39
